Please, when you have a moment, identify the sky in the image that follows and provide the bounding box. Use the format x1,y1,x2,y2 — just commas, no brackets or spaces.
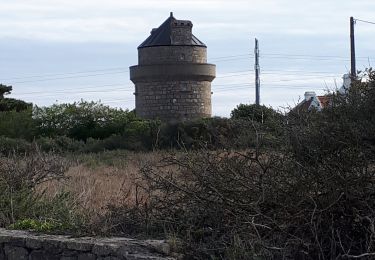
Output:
0,0,374,116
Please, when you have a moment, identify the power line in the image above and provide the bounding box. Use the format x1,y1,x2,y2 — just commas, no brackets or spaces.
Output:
213,81,334,90
14,81,328,98
261,52,373,60
355,18,375,25
217,68,342,77
213,85,328,93
9,71,340,97
0,67,127,82
11,68,343,93
1,53,370,84
10,70,129,84
15,87,132,97
210,54,253,61
13,71,342,96
13,83,130,95
264,69,342,75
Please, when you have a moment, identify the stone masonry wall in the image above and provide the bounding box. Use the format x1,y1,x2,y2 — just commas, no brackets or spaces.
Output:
170,21,192,45
138,46,207,65
0,228,175,260
135,80,211,121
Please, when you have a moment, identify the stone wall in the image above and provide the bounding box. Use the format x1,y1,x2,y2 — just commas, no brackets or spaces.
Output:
0,229,175,260
138,46,207,65
135,80,211,121
131,17,215,121
170,20,192,45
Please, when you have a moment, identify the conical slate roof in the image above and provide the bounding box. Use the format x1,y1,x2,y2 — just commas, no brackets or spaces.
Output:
138,13,206,48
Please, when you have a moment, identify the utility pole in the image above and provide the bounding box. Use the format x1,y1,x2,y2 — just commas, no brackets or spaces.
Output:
350,17,356,78
254,38,260,105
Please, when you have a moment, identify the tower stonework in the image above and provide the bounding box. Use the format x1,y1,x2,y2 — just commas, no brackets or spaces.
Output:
130,13,216,121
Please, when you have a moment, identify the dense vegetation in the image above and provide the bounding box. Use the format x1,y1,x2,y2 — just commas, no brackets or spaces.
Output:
104,70,375,259
0,69,374,259
0,87,282,154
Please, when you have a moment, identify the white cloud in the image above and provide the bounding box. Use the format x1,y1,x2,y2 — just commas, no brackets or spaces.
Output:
1,0,374,115
1,0,374,42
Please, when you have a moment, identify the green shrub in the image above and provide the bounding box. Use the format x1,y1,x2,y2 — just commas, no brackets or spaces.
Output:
7,193,83,233
83,135,129,153
10,218,61,232
0,98,32,112
74,150,129,168
230,103,282,123
102,70,375,259
33,101,137,140
156,117,279,150
36,136,85,153
0,109,36,140
0,137,32,155
0,149,85,233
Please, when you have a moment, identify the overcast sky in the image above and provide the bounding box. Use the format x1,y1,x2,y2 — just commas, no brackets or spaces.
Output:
0,0,374,116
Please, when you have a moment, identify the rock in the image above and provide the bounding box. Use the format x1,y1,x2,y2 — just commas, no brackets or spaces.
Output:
0,229,176,260
62,250,78,257
77,253,96,260
97,257,121,260
4,245,28,260
43,239,63,254
92,244,117,256
65,241,93,252
145,240,171,255
29,250,59,260
60,256,77,260
0,246,5,260
25,237,43,249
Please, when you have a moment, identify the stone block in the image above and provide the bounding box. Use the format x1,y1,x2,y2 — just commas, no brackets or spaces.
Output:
62,249,79,257
0,245,5,260
25,237,43,249
97,257,120,260
92,244,115,256
4,245,28,260
60,257,77,260
29,250,59,260
43,240,63,254
2,236,25,247
77,253,96,260
0,229,175,260
65,241,92,252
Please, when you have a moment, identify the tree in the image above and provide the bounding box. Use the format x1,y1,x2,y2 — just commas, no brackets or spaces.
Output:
230,103,281,123
0,85,31,112
33,100,138,140
0,84,12,99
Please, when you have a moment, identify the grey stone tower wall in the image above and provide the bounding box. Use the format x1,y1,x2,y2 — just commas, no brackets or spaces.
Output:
130,17,215,121
135,80,211,120
139,46,207,65
170,20,192,45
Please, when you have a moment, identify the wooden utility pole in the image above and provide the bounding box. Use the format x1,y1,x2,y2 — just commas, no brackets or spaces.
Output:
254,38,260,105
350,17,356,78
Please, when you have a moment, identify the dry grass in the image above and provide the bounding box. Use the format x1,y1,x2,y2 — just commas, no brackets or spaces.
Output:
38,151,167,222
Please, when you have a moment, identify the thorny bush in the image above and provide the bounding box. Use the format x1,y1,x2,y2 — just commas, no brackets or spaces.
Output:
104,70,375,259
0,147,83,233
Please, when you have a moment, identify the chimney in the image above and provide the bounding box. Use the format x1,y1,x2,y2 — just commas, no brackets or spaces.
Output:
343,73,351,89
304,91,316,101
171,19,193,45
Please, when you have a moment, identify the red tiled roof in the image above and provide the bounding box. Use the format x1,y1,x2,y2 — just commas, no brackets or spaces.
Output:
317,95,331,108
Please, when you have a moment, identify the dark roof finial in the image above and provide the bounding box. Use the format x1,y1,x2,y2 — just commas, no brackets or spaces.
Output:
170,12,173,17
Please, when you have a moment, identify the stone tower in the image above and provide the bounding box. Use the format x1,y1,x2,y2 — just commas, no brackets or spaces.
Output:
130,13,216,121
